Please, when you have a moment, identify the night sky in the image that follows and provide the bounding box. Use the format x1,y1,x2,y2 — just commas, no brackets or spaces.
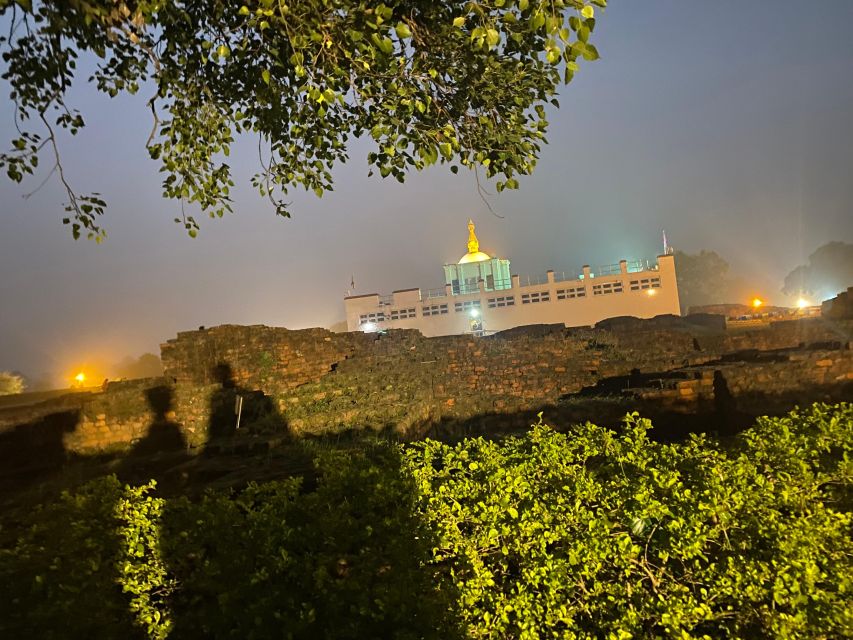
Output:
2,1,852,384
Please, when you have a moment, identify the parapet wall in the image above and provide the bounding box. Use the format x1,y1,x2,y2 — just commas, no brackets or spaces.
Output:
2,317,851,466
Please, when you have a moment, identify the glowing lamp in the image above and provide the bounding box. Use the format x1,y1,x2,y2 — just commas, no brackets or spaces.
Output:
752,298,763,308
469,308,480,318
796,298,809,309
361,322,377,332
74,372,86,385
645,289,657,296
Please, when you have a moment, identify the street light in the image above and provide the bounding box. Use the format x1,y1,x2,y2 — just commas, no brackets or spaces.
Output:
469,308,480,318
752,298,763,309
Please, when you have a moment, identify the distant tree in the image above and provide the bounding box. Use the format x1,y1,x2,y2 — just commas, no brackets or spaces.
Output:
113,353,164,380
782,241,853,301
22,371,56,392
0,371,25,395
673,250,733,312
0,0,606,240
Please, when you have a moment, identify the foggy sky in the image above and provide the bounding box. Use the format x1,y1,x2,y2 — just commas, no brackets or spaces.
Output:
2,1,853,381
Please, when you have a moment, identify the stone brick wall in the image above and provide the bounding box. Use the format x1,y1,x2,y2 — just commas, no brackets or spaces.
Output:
160,324,371,393
823,287,853,320
2,317,851,457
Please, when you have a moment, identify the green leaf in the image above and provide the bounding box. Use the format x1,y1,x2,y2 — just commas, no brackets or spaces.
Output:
395,22,412,39
453,16,466,28
582,43,600,60
261,69,271,85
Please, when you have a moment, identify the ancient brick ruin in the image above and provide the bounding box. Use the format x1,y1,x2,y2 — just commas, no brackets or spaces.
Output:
1,314,850,478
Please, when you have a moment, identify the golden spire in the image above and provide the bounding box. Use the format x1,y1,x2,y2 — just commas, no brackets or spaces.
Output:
467,218,479,254
458,218,491,264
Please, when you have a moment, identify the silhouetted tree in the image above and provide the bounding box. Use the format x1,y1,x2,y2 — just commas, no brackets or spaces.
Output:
673,250,733,312
782,241,853,301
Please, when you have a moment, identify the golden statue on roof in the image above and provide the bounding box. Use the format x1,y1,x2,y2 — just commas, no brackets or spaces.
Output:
459,219,492,264
467,218,479,254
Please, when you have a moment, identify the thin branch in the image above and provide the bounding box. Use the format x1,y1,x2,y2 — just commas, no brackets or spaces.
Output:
22,162,57,200
474,164,504,219
39,111,78,210
146,94,160,147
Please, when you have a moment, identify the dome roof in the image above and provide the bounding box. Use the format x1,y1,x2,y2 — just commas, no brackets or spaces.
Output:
459,251,492,264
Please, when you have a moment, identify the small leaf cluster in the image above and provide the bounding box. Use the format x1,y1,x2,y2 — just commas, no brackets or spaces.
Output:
114,481,174,640
0,0,606,237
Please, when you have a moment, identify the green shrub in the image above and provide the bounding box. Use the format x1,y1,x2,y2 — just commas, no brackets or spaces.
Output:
0,477,142,639
406,403,853,638
162,444,459,639
1,403,850,639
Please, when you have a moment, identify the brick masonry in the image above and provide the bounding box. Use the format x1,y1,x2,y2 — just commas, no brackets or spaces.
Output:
1,317,850,458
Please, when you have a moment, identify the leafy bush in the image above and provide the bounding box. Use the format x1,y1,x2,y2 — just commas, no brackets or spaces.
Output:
1,404,850,639
161,444,460,639
0,477,143,639
0,370,24,395
406,404,852,638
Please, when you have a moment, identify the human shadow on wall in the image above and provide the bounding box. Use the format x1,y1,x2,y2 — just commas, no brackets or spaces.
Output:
206,362,288,455
0,409,80,495
117,385,189,485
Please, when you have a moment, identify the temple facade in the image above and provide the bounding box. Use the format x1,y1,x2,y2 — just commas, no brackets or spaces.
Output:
344,220,681,336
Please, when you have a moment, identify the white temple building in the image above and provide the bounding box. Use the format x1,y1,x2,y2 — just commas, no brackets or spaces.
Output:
344,220,680,336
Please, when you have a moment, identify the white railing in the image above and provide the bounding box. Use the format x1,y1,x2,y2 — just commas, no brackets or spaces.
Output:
521,274,549,286
553,270,583,283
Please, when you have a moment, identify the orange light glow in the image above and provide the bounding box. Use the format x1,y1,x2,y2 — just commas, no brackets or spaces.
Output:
752,298,763,308
74,372,86,384
646,288,657,296
796,298,810,309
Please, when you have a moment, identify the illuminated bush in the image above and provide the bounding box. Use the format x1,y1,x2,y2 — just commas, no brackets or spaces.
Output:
1,403,850,639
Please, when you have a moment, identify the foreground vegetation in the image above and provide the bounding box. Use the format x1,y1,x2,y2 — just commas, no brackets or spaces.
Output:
1,403,851,639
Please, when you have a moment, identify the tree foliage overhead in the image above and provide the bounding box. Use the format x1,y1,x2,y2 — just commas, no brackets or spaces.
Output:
0,0,606,239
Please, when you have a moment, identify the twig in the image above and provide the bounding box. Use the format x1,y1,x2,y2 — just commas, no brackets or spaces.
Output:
39,111,78,210
22,162,57,199
474,164,504,219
